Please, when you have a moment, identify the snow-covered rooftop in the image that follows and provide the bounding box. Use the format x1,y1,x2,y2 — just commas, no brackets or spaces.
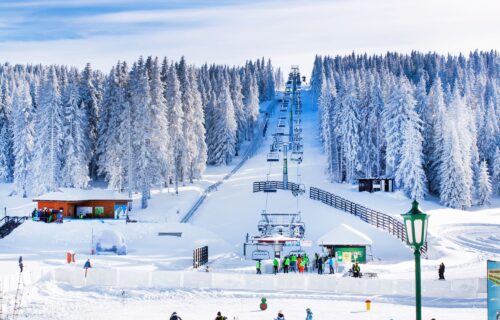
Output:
33,188,132,202
317,224,373,246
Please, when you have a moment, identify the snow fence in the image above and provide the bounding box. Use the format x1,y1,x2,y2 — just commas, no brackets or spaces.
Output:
6,267,485,299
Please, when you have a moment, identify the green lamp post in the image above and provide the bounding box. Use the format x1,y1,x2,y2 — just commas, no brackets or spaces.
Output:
402,200,429,320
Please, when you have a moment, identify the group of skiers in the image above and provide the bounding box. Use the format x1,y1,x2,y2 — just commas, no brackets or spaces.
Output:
31,207,63,223
257,253,340,275
169,309,313,320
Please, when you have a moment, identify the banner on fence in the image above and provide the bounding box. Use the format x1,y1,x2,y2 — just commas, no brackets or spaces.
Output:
487,260,500,320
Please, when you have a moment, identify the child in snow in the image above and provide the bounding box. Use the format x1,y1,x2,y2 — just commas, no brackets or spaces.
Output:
18,256,23,273
438,262,445,280
256,260,262,274
305,308,313,320
169,312,182,320
273,258,279,275
83,259,92,277
214,311,227,320
275,310,285,320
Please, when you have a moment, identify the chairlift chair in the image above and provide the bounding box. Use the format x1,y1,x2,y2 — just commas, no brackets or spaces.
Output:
263,181,277,193
267,152,279,162
290,152,303,163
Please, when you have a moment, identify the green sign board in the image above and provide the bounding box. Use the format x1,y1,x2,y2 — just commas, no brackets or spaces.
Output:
335,247,366,264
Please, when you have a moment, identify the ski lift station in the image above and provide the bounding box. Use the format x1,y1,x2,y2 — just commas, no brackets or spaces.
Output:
317,224,373,264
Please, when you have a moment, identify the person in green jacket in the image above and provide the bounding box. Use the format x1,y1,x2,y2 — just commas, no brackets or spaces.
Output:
273,258,279,275
284,256,290,273
290,254,297,272
304,254,309,272
256,260,262,274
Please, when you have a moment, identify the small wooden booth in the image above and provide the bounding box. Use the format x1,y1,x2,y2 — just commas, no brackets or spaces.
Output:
317,224,373,264
33,188,132,219
358,178,394,193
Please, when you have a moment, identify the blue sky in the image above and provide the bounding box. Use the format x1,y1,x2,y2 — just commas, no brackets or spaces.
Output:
0,0,498,74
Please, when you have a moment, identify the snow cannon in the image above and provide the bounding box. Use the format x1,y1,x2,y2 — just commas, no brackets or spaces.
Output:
365,299,371,311
260,297,267,311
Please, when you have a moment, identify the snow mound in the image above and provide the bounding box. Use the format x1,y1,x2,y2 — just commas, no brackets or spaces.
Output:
95,230,127,255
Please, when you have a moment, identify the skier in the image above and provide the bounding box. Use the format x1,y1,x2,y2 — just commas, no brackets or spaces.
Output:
317,257,323,275
290,254,297,272
18,256,23,273
438,262,445,280
304,254,309,272
284,256,290,273
170,312,182,320
353,262,361,278
273,257,279,275
256,260,262,274
275,310,285,320
328,256,334,274
83,259,92,278
215,311,227,320
305,308,313,320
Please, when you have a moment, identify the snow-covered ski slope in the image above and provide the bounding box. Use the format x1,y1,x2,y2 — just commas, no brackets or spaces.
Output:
0,87,498,319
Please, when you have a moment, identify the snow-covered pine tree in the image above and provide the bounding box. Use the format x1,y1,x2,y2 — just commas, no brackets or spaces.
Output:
61,68,90,188
395,86,427,200
477,160,492,206
493,147,500,196
425,77,447,194
210,72,237,165
107,62,130,192
243,69,259,140
229,68,245,154
383,75,417,180
165,63,184,194
147,57,170,192
0,78,14,182
79,63,100,178
31,66,64,195
337,72,360,183
188,66,207,180
12,77,34,197
367,73,385,177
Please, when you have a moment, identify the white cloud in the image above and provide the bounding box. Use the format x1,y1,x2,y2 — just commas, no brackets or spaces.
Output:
0,0,498,76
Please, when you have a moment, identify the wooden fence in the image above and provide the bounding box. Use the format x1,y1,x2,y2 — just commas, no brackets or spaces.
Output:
309,187,427,255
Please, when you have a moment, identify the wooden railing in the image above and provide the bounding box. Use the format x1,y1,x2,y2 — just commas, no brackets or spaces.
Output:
0,216,29,239
309,187,427,255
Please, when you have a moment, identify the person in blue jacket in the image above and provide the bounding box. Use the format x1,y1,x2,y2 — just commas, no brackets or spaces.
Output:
305,308,313,320
83,259,92,278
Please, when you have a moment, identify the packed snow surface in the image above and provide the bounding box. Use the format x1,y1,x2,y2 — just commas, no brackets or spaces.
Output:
0,91,498,319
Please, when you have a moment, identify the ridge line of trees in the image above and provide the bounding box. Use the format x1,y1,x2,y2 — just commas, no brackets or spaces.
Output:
311,51,499,209
0,56,282,208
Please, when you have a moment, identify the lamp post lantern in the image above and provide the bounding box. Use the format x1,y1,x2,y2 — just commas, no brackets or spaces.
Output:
401,200,429,320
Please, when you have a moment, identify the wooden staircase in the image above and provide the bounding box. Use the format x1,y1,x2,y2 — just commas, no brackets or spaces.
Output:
0,216,29,239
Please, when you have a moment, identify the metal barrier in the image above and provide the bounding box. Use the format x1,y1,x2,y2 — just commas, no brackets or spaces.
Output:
309,187,427,255
252,181,300,193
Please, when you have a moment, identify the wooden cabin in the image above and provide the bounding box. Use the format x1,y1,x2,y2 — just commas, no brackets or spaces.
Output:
33,188,132,219
358,178,394,193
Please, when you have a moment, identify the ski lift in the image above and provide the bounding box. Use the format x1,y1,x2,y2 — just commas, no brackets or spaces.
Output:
263,181,277,193
292,183,306,197
278,121,286,128
267,152,279,162
291,152,303,163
